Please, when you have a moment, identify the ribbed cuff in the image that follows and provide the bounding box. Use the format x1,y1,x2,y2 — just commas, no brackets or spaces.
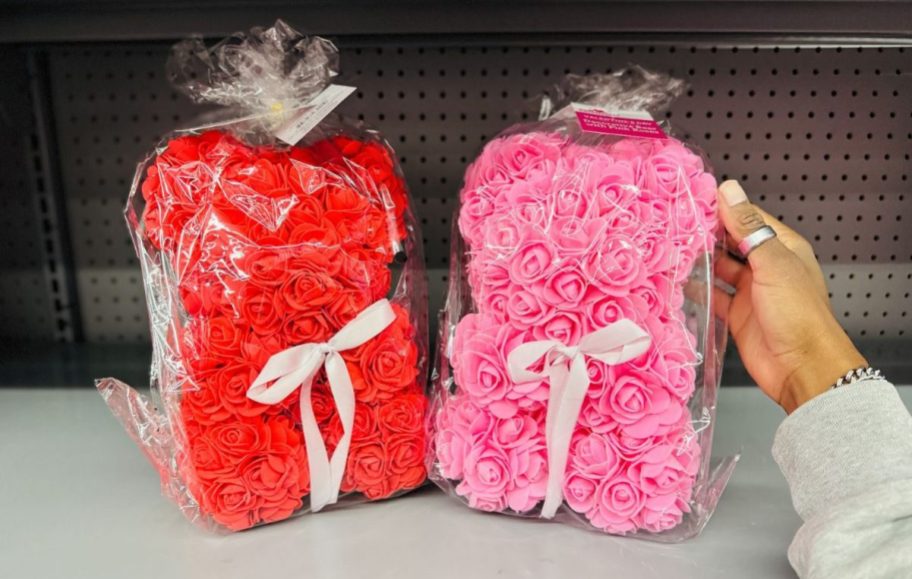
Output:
772,379,912,522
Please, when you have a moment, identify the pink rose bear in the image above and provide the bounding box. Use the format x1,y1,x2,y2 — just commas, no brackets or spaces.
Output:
435,130,718,535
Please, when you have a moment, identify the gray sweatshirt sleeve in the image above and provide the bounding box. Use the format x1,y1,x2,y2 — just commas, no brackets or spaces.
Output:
771,379,912,578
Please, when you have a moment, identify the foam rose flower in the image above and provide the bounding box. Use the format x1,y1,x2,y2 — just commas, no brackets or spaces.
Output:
463,132,563,194
434,395,494,479
195,417,310,531
451,314,510,410
601,365,684,439
583,234,646,296
587,475,646,534
455,436,548,514
458,188,496,249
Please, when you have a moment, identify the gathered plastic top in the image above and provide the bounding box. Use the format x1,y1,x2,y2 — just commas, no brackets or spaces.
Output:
168,19,339,114
540,65,686,120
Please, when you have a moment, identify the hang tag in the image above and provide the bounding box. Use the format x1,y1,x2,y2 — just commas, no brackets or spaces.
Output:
274,85,357,145
572,103,667,140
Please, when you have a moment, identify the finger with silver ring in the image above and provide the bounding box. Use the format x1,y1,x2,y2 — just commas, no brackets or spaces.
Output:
737,225,778,259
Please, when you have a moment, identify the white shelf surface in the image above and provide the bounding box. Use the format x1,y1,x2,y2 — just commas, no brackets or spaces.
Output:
1,385,910,579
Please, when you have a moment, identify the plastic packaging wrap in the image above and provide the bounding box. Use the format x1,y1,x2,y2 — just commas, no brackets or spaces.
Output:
97,21,428,532
428,67,735,540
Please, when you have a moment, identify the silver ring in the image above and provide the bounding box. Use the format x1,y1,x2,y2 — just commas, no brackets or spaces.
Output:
737,225,777,258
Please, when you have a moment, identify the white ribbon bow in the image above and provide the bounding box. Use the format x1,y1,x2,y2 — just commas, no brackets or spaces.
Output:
507,319,652,519
246,299,396,512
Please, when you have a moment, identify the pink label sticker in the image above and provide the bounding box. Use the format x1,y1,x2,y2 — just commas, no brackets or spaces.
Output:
573,105,666,140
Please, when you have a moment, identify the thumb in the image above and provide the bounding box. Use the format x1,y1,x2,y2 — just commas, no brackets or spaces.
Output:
717,180,792,273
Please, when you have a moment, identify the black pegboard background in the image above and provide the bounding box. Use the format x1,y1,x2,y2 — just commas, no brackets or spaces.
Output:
0,37,910,391
0,49,66,342
37,41,912,344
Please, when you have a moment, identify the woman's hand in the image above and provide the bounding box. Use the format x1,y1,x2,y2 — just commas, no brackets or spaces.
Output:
714,180,867,413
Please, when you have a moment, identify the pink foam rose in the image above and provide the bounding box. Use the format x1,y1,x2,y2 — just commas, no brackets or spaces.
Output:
453,315,511,408
583,234,645,296
604,202,647,238
532,309,585,346
480,258,512,292
601,365,685,439
458,444,511,500
585,293,651,334
637,141,706,200
473,259,511,305
563,471,599,513
504,284,549,327
508,239,556,286
569,431,621,479
635,231,675,276
462,140,512,191
561,142,609,169
498,179,553,230
609,429,667,462
577,396,618,434
485,290,509,321
690,170,718,203
456,435,548,514
585,357,611,396
507,195,550,229
690,172,719,229
548,184,592,220
657,140,706,179
630,276,666,318
504,371,549,411
581,159,640,218
458,187,496,248
472,262,511,320
463,132,561,196
670,196,703,240
548,216,608,256
629,429,700,533
636,493,688,533
645,273,686,315
483,214,525,254
629,441,699,498
494,133,563,183
434,395,494,479
501,171,552,204
541,264,592,307
587,475,646,534
608,137,663,160
672,246,705,285
493,412,542,451
505,445,549,513
493,322,548,415
455,317,545,418
464,493,509,513
640,196,674,234
642,323,699,401
450,313,483,367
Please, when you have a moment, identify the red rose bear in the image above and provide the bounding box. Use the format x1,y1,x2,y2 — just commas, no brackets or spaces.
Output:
97,21,428,531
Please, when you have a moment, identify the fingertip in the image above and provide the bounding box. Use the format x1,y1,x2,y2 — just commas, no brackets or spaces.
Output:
719,180,748,207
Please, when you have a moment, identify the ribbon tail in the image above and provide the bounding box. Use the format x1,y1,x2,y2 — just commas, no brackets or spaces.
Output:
541,355,590,519
541,359,568,518
299,366,334,513
324,351,356,505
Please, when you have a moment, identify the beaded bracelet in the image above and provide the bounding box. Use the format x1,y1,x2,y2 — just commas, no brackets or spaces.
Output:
832,366,883,389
